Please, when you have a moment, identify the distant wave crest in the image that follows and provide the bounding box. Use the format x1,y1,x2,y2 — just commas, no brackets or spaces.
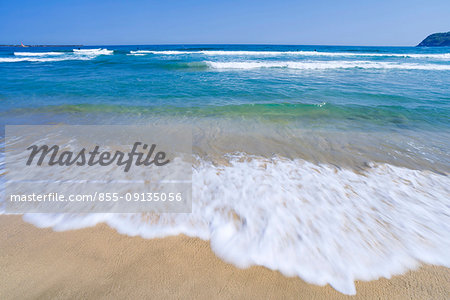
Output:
14,51,66,56
73,48,114,55
205,60,450,70
0,48,114,63
129,50,450,59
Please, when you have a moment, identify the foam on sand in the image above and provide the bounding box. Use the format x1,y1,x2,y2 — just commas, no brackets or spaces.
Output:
11,155,450,295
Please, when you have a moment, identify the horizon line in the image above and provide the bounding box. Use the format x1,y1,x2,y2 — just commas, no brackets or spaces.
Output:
0,43,423,47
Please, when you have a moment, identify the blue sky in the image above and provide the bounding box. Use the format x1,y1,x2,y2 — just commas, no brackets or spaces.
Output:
0,0,449,46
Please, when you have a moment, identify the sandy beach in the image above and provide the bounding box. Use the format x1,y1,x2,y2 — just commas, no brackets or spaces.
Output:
0,215,448,300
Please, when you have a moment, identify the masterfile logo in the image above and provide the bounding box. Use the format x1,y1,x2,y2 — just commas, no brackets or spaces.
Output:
26,142,170,172
4,125,192,213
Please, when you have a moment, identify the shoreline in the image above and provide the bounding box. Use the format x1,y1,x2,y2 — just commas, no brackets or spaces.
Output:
0,215,448,299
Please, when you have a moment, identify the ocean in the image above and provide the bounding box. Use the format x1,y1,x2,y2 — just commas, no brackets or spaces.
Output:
1,45,449,294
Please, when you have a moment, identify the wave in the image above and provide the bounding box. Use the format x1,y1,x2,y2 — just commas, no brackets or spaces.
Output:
73,48,113,55
205,61,450,70
129,50,450,59
11,155,450,295
0,48,114,63
0,56,93,63
130,50,193,55
14,51,66,56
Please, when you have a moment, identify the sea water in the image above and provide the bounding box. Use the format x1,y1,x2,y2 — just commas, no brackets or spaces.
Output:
0,45,449,294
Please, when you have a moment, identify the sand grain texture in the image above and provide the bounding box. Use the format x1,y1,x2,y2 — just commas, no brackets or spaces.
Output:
0,215,449,299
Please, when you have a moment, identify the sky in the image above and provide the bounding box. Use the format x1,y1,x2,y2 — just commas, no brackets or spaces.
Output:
0,0,449,46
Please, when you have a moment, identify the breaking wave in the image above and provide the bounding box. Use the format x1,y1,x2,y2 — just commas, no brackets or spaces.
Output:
205,61,450,70
0,48,114,62
13,51,66,56
0,56,93,63
72,48,114,55
129,50,450,59
8,155,450,295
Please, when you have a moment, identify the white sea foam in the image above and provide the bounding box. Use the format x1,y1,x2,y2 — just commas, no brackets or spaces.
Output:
73,48,114,55
0,56,93,63
10,155,450,295
130,50,193,55
14,52,66,56
0,48,114,63
205,61,450,70
129,50,450,59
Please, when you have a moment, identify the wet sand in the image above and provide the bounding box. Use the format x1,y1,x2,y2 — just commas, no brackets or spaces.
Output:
0,215,449,299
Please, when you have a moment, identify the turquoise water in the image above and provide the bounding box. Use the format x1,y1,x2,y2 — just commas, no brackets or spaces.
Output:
1,45,450,294
1,45,449,170
1,45,449,120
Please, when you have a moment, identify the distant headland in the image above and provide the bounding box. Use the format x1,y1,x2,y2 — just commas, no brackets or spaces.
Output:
417,31,450,47
0,44,83,47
